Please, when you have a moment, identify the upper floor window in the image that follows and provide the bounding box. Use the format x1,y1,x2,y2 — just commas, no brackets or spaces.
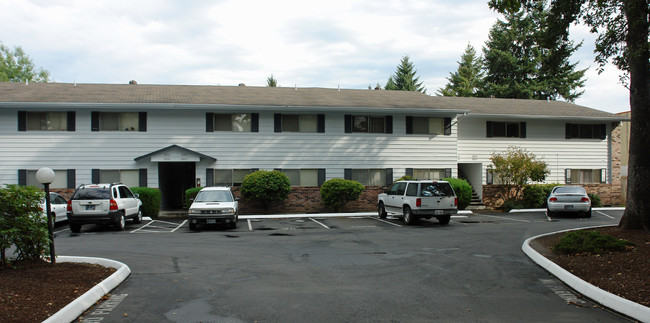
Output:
92,112,146,132
207,113,258,132
565,123,606,139
486,121,526,138
406,117,451,135
274,114,324,133
18,111,75,131
345,115,393,134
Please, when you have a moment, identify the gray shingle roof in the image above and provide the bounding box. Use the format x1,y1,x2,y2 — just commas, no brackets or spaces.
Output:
0,82,625,120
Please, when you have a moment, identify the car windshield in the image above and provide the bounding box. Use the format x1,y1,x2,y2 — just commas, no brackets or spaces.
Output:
554,187,586,194
195,190,233,202
72,188,111,200
420,182,454,197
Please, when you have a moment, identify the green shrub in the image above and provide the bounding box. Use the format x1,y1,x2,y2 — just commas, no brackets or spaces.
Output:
184,187,203,209
522,184,560,208
131,187,161,219
0,185,49,266
589,193,602,207
442,177,472,210
320,178,365,212
553,230,634,255
394,175,414,183
240,170,291,213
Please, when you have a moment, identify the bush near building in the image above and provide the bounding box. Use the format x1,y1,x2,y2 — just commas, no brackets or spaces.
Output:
240,170,291,214
131,187,161,219
443,177,472,210
320,178,365,212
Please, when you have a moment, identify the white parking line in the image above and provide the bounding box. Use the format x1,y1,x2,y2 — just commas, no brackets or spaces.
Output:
171,220,187,232
480,214,531,223
309,217,330,229
130,221,154,233
596,210,615,219
55,228,70,234
247,219,253,231
369,216,403,227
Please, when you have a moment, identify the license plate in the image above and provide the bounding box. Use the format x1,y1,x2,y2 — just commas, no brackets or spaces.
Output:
85,205,95,210
207,219,216,224
435,210,444,215
564,205,574,209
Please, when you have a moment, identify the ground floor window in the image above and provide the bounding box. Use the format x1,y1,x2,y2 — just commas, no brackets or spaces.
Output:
25,169,68,188
566,169,606,184
412,168,445,180
280,169,319,186
213,169,255,186
349,169,386,186
99,170,139,187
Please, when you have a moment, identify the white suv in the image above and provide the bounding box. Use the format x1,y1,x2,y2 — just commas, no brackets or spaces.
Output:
67,183,142,232
378,180,458,225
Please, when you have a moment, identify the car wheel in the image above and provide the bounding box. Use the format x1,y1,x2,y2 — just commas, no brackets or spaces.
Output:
403,206,418,225
584,209,592,218
115,212,126,231
133,209,143,224
378,202,387,219
69,223,81,233
189,221,197,231
230,219,238,229
546,208,554,217
49,214,56,229
437,215,451,225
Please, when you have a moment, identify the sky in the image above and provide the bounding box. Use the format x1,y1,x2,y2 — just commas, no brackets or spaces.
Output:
0,0,630,114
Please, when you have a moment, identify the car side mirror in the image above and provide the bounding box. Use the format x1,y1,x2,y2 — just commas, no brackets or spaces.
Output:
235,198,240,201
134,193,140,198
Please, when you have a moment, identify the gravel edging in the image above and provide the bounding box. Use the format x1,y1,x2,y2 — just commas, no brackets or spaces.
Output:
522,226,650,323
42,256,131,323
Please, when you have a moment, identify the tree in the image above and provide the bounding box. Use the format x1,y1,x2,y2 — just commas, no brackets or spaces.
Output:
266,74,278,87
482,3,586,102
488,0,649,231
240,170,291,214
438,44,485,97
0,42,51,83
489,146,550,204
385,55,427,93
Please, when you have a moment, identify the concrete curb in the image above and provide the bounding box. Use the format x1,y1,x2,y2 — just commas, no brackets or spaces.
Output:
42,256,131,323
510,207,626,213
238,210,473,219
522,226,650,323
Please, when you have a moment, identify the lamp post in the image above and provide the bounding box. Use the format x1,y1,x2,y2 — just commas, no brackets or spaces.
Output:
36,167,56,264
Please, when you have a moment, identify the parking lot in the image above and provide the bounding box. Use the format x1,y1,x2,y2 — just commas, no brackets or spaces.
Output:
51,209,631,322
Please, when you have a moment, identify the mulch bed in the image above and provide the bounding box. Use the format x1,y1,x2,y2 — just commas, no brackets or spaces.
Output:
0,260,115,322
531,226,650,307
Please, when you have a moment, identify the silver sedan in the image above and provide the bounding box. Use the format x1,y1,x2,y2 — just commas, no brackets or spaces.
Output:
547,186,592,217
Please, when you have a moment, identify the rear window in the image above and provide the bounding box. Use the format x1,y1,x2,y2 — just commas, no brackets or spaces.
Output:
72,188,111,200
554,186,586,194
420,182,455,197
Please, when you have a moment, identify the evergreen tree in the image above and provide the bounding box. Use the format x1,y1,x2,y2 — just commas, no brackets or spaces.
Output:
266,74,278,87
437,44,484,97
0,42,50,83
385,55,427,93
482,3,586,102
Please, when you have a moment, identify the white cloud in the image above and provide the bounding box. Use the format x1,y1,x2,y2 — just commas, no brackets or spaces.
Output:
0,0,629,113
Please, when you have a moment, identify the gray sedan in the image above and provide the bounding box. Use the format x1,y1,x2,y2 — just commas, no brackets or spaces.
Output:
547,186,591,217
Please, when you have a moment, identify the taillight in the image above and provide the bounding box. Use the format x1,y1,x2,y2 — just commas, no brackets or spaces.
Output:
455,197,458,206
109,199,118,211
416,198,421,207
67,200,72,211
581,197,590,202
549,197,558,202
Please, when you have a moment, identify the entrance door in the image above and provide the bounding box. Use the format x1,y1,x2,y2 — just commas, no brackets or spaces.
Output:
159,162,196,210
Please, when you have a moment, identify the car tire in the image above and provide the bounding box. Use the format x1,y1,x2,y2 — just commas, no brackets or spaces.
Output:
378,202,387,219
403,206,418,225
546,208,554,217
437,215,451,225
584,209,592,218
230,219,237,229
189,221,197,231
133,209,142,224
115,212,126,231
69,223,81,233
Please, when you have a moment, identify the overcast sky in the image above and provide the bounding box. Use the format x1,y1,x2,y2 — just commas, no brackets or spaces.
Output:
1,0,630,114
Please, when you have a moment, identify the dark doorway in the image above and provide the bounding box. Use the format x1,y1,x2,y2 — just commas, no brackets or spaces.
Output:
159,162,196,210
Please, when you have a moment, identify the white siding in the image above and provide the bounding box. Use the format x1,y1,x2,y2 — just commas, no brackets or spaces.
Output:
0,108,459,187
457,116,611,184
